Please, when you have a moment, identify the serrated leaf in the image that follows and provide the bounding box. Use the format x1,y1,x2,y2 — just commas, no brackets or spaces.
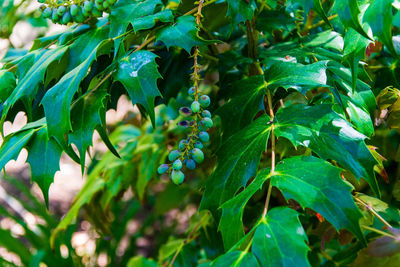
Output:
27,127,62,207
265,61,328,94
210,251,260,267
41,37,112,148
268,156,364,241
252,207,310,267
156,15,214,53
364,0,397,57
114,51,162,126
200,115,270,215
1,46,68,122
226,0,257,31
216,75,265,138
273,104,379,196
333,0,371,40
0,70,16,102
219,169,269,250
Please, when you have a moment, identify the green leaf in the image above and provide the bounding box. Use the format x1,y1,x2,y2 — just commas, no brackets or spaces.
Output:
27,127,62,207
364,0,397,57
200,115,270,214
156,15,214,53
210,251,260,267
273,104,380,196
41,37,112,148
219,169,269,250
265,61,328,94
1,46,68,121
114,51,162,126
0,70,16,102
269,156,364,240
216,75,265,138
226,0,257,31
312,0,332,28
127,256,158,267
333,0,371,40
252,207,310,267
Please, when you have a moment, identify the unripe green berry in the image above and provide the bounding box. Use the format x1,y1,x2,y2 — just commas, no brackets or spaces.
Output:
57,6,66,16
179,140,187,150
194,141,203,149
191,148,204,163
95,0,104,11
107,0,117,4
84,1,93,11
188,87,196,95
185,159,196,170
70,4,79,16
38,0,45,3
91,7,102,16
199,95,210,108
61,11,71,24
158,164,169,174
168,150,180,162
173,159,183,170
42,7,52,18
202,110,211,118
199,131,209,142
171,170,184,185
51,9,60,21
103,1,110,9
201,117,213,129
191,101,200,113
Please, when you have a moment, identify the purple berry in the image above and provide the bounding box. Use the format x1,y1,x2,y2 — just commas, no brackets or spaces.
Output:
179,107,192,116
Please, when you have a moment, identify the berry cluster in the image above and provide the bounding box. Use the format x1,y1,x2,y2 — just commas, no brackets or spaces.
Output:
38,0,117,25
158,89,213,185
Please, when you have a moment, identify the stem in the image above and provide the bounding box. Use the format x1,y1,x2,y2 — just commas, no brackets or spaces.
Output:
354,196,393,229
361,225,397,239
262,89,275,218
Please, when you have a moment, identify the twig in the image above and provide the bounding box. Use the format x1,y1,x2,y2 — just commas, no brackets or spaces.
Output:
354,196,392,229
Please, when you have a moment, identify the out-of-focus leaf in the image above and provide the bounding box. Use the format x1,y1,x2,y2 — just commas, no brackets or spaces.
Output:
127,256,158,267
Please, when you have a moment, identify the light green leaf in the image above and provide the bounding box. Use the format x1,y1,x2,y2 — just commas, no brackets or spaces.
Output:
273,104,379,196
127,256,157,267
200,115,270,215
114,51,162,126
156,15,214,53
211,251,260,267
252,207,310,267
265,61,328,94
269,156,364,240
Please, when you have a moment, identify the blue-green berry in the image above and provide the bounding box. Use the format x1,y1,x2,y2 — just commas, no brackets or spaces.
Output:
179,140,187,150
199,131,209,142
103,1,110,9
91,7,102,16
57,6,66,16
202,110,211,118
168,150,180,161
191,101,200,113
171,170,185,185
158,164,169,174
70,4,79,16
61,11,71,24
43,7,52,18
107,0,117,4
188,87,196,95
84,1,93,11
201,117,213,128
185,159,196,170
191,148,204,163
173,159,183,170
199,95,210,108
194,141,203,149
51,9,60,21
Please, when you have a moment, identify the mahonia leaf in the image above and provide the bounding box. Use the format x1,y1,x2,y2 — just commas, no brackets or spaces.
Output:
364,0,397,57
114,51,162,126
200,115,270,215
156,15,214,53
273,104,380,197
27,127,62,207
252,207,310,267
219,169,269,250
269,156,364,241
333,0,371,40
0,70,16,102
226,0,257,31
216,75,265,138
265,61,328,94
41,37,112,148
210,251,260,267
1,46,68,122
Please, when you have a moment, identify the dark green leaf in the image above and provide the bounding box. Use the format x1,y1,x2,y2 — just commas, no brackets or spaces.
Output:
273,104,380,196
211,251,260,267
0,70,16,102
252,207,310,267
226,0,257,31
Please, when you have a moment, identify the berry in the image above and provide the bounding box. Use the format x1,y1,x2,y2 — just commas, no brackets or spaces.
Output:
191,148,204,163
91,7,102,16
171,170,184,185
185,159,196,170
191,101,200,113
179,140,187,150
57,6,66,16
202,110,211,118
107,0,117,4
173,159,183,170
103,1,110,9
51,9,60,21
158,164,169,174
194,141,203,149
42,7,52,18
95,1,104,11
199,95,210,108
38,0,45,3
188,87,196,95
199,131,209,142
61,11,71,24
201,117,213,129
178,120,190,128
70,4,79,16
84,1,93,11
179,107,192,116
168,150,180,161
